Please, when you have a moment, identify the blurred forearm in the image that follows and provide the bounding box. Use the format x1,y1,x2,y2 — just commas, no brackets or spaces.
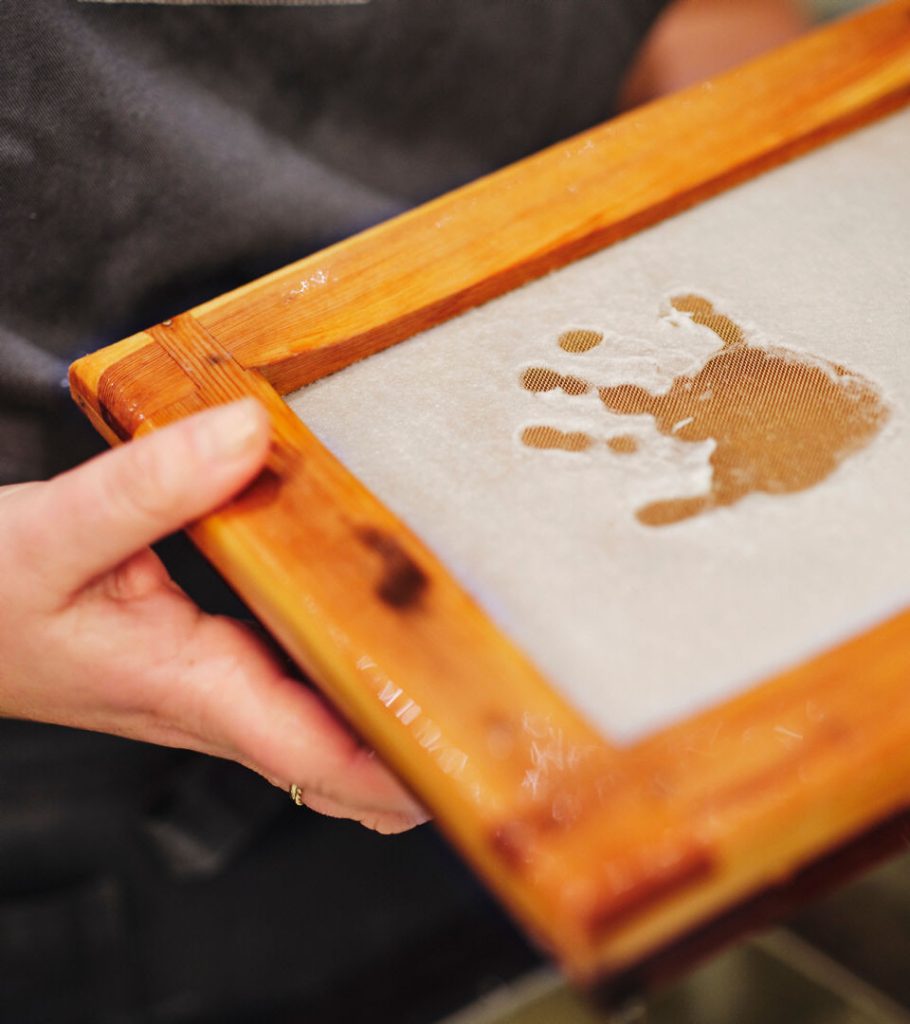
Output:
619,0,810,108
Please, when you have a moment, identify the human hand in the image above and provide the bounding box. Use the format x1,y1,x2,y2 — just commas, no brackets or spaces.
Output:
0,399,426,833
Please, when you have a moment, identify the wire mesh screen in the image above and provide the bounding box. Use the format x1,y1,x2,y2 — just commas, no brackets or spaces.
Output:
287,108,910,743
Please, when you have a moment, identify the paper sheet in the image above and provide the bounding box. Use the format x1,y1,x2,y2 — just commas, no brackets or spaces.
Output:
288,108,910,742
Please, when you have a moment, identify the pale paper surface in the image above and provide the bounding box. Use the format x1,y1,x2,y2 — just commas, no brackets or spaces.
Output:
287,109,910,742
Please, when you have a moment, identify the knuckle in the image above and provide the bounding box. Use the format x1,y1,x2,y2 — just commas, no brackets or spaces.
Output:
0,489,35,567
3,484,64,575
107,436,182,524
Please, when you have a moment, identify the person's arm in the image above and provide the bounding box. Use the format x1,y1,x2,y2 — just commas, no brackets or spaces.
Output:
619,0,809,108
0,398,426,834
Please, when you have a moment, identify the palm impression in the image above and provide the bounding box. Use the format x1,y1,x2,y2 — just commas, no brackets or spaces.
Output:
519,295,888,526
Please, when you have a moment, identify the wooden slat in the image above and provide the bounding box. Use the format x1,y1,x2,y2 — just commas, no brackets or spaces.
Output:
141,316,666,962
72,313,910,985
70,1,910,413
185,0,910,394
67,2,910,992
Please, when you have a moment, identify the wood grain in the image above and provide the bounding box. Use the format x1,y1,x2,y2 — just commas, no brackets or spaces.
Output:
196,0,910,393
68,2,910,993
72,0,910,411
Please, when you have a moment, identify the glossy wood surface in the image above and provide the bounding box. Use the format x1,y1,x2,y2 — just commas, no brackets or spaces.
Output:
69,2,910,989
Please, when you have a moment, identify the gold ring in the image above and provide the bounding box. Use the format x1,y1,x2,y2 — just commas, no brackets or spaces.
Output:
289,783,304,806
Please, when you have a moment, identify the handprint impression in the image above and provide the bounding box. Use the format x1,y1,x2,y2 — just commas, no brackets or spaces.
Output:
521,296,888,527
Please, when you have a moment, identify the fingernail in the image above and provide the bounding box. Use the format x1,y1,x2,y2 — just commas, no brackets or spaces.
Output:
194,399,266,461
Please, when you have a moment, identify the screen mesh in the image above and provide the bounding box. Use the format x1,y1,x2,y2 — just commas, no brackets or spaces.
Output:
287,108,910,742
520,293,888,526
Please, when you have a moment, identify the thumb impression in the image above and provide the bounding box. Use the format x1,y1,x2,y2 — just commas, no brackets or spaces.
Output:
35,399,271,594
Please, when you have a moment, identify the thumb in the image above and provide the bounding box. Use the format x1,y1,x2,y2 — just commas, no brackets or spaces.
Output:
32,399,271,594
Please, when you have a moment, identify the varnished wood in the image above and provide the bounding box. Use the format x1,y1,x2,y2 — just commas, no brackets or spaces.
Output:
77,0,910,404
69,2,910,993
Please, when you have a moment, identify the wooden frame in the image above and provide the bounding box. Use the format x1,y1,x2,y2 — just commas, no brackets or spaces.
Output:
70,1,910,992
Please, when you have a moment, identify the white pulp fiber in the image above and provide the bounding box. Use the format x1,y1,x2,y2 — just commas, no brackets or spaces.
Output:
288,109,910,742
